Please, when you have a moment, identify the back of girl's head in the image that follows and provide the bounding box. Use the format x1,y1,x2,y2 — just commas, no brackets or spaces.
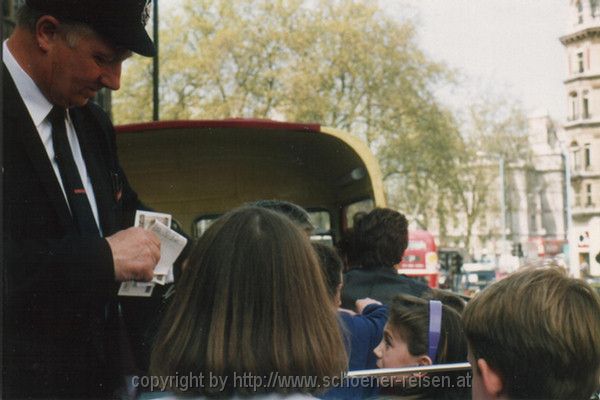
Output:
150,206,347,396
425,288,466,314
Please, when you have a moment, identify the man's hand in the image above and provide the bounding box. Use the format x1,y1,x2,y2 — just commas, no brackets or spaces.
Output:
355,297,382,314
106,227,161,281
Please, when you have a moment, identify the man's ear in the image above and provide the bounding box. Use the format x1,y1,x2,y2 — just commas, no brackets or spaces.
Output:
36,15,61,52
477,358,504,397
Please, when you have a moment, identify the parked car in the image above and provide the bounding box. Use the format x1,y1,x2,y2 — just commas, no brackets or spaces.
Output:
586,277,600,296
457,262,497,295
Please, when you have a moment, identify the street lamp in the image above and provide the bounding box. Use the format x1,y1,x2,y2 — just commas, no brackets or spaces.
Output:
152,0,159,121
498,155,507,252
477,152,507,254
561,143,578,278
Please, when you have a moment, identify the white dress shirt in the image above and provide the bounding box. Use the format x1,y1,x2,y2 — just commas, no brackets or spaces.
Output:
3,40,102,233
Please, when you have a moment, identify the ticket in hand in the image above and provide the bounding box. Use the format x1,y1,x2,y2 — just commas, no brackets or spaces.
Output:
134,210,172,230
147,219,187,284
118,281,155,297
119,211,186,296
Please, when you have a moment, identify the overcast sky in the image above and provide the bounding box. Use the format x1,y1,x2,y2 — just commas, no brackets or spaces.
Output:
383,0,570,122
161,0,569,122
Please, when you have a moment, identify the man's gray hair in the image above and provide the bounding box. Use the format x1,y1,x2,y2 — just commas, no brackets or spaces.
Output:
16,4,95,48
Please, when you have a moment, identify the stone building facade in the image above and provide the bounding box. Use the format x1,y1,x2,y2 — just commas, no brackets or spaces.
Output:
458,112,568,267
560,0,600,276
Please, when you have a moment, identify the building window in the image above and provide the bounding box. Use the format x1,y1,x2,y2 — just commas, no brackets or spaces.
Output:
578,1,584,23
573,148,581,171
578,52,585,73
592,0,599,17
586,183,593,206
584,143,591,168
570,92,579,120
583,91,590,118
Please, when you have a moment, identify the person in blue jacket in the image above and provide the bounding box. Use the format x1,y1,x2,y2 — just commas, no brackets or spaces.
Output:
313,242,388,399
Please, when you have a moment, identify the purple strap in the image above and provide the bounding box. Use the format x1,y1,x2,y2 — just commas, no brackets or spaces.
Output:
428,300,442,363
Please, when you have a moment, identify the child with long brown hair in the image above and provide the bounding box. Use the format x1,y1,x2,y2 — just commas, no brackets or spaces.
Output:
150,206,348,398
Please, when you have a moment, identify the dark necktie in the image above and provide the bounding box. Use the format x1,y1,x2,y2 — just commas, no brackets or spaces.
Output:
48,106,99,236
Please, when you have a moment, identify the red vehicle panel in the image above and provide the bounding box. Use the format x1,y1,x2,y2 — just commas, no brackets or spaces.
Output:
397,230,439,288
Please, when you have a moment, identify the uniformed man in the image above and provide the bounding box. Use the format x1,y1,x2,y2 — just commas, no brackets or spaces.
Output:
2,0,162,397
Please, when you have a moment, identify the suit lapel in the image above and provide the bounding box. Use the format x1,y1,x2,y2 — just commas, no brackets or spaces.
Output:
70,107,116,235
3,65,73,232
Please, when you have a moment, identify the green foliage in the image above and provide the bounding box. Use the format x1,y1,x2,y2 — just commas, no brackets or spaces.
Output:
113,0,529,250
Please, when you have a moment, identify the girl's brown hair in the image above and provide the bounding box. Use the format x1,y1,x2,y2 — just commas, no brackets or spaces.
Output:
150,206,347,396
386,293,469,399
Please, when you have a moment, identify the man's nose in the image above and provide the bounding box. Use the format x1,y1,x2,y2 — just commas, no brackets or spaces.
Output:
100,62,122,90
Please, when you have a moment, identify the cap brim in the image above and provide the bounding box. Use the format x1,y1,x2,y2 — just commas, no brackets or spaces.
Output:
97,25,156,57
127,28,156,57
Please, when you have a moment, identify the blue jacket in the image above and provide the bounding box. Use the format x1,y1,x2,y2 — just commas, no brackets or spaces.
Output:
321,303,388,400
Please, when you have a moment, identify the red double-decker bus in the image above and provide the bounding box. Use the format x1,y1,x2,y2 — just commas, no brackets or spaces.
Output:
396,230,439,288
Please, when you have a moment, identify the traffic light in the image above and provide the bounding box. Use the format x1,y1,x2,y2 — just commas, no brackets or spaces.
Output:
450,253,463,274
438,250,463,272
511,243,523,257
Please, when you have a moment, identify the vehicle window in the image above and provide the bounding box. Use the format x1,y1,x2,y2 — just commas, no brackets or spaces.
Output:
309,210,331,235
345,199,374,229
407,240,427,250
195,211,334,243
308,210,333,244
194,215,220,238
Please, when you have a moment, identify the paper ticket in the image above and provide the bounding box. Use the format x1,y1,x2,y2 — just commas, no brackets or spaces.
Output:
134,210,172,230
119,211,185,295
148,219,187,280
118,281,155,297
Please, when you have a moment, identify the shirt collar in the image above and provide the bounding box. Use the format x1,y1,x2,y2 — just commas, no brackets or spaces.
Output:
3,40,53,127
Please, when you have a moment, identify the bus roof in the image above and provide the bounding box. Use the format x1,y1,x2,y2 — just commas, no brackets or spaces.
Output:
115,118,385,236
115,118,322,134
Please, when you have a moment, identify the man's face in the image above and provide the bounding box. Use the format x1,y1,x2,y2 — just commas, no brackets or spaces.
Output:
46,28,130,107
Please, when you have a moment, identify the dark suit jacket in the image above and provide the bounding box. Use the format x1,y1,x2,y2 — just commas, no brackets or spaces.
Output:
341,266,431,310
2,64,144,398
